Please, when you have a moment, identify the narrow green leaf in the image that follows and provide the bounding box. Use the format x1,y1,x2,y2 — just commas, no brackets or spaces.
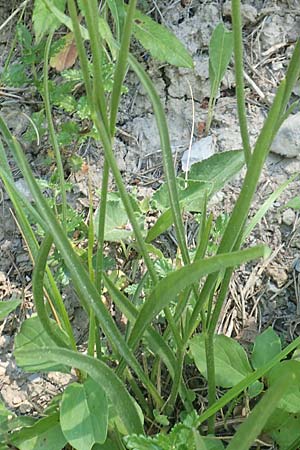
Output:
10,413,67,450
243,174,298,240
145,208,173,243
251,327,281,370
190,334,252,388
102,273,192,410
209,23,233,95
132,9,193,68
35,0,66,43
14,316,70,373
0,299,21,321
227,368,298,450
60,377,108,449
19,348,144,435
127,245,270,352
3,134,160,406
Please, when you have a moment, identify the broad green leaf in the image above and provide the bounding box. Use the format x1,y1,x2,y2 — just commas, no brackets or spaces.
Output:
0,402,11,424
14,316,70,373
227,368,297,450
0,299,21,321
132,9,193,68
251,327,281,369
34,0,66,43
267,361,300,413
60,377,108,449
95,192,144,242
0,416,35,443
93,439,119,450
127,245,270,356
247,381,264,399
285,196,300,210
147,150,244,241
209,23,233,96
188,150,244,190
152,179,210,212
264,409,300,450
190,334,252,388
19,348,144,435
10,413,67,450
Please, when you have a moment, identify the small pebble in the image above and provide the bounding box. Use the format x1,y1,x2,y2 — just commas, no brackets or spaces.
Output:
282,208,296,226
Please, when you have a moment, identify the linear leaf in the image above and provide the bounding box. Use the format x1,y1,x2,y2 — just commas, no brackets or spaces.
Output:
209,23,233,95
127,245,270,351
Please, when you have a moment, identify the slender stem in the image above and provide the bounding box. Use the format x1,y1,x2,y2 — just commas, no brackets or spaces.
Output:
231,0,251,166
95,159,109,289
43,31,67,227
109,0,137,135
67,0,93,104
205,331,215,433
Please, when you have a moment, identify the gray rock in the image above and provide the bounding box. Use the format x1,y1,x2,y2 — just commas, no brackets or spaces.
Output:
271,113,300,158
15,178,34,203
223,1,258,26
181,136,215,171
282,209,296,226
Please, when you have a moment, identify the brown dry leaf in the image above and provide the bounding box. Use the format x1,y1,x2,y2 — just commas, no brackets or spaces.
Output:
50,32,78,72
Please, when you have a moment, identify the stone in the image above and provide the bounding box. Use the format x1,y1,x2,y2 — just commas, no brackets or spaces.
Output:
223,1,258,26
14,178,34,203
282,208,296,226
181,136,215,171
271,113,300,158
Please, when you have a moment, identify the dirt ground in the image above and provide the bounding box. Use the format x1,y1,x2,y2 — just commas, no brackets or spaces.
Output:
0,0,300,440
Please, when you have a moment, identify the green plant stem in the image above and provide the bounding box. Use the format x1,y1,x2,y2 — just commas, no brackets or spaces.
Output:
231,0,251,166
204,331,215,434
95,159,109,289
33,233,71,348
67,0,93,103
84,0,109,132
109,0,137,135
43,31,67,227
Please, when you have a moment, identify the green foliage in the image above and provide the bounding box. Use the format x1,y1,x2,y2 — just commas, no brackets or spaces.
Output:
251,327,282,369
60,377,108,449
206,23,233,133
283,196,300,210
131,8,193,68
125,412,224,450
0,298,21,321
10,413,67,450
33,0,67,43
190,334,253,388
0,0,300,449
14,316,71,372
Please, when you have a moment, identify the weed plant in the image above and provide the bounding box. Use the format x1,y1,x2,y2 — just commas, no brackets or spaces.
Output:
0,0,300,449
